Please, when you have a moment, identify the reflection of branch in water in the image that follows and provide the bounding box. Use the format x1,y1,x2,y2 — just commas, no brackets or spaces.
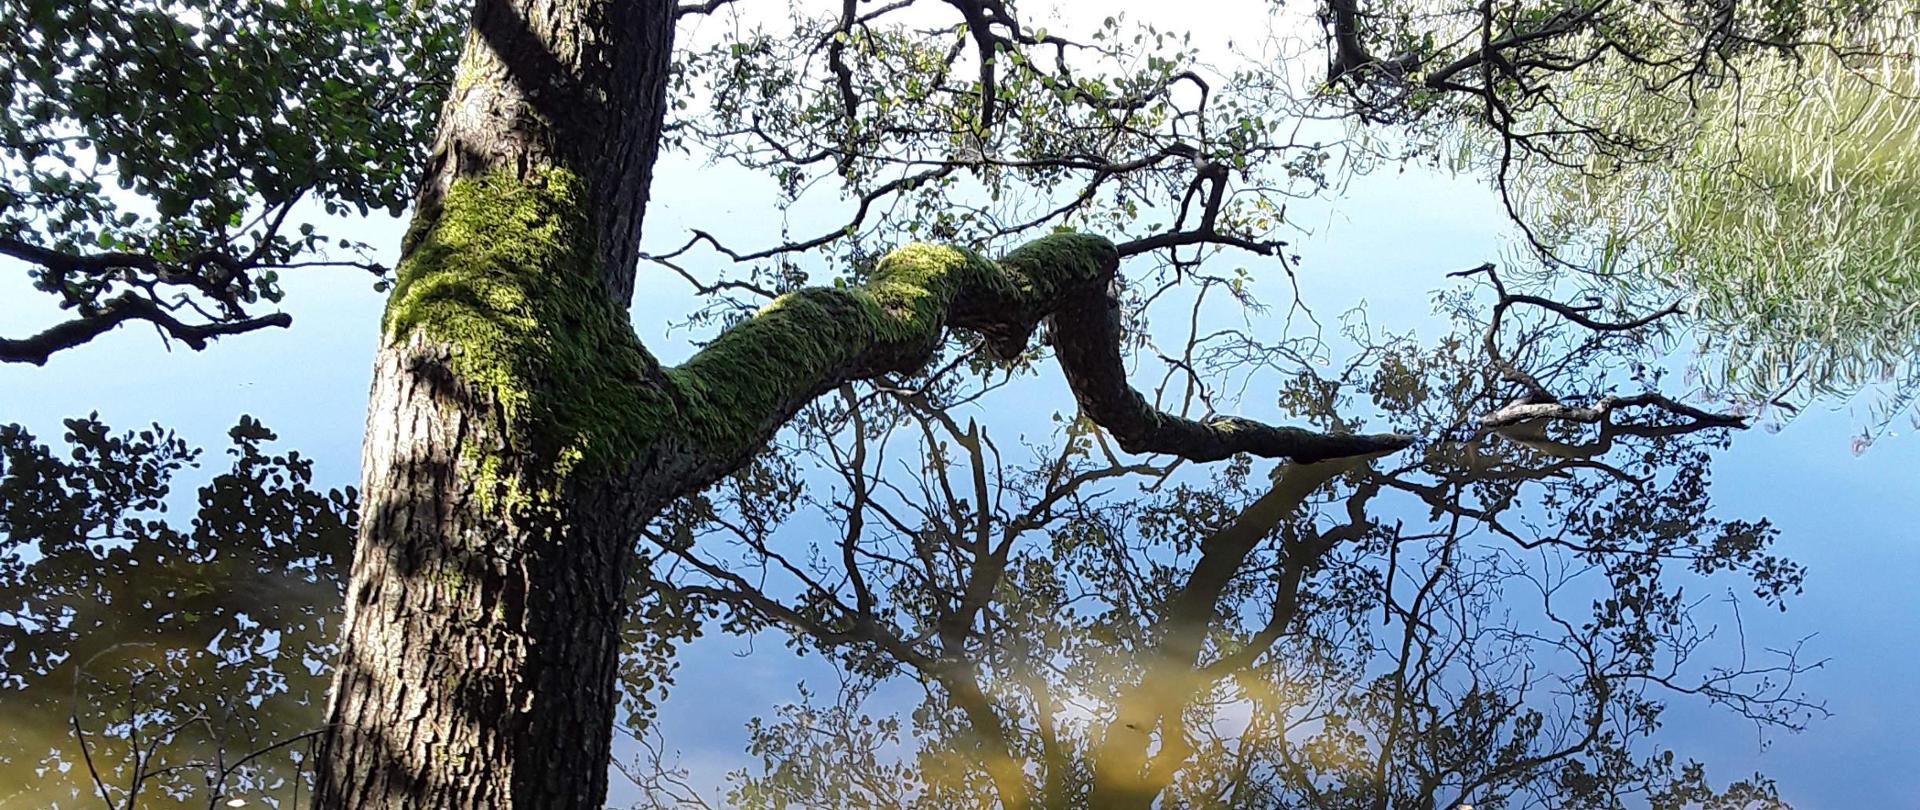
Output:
61,647,330,810
1454,262,1747,455
633,262,1806,808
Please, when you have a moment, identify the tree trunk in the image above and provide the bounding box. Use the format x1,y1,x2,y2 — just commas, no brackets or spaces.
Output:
314,0,674,805
316,349,656,807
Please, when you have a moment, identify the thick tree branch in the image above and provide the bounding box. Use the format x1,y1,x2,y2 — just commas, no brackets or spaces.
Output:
1450,262,1747,450
659,233,1412,500
1049,284,1412,463
673,0,739,17
1480,392,1744,431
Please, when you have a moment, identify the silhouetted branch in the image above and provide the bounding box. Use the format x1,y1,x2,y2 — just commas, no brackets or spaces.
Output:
1,293,291,365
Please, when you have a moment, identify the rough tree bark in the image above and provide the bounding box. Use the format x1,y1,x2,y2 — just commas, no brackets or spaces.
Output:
313,0,677,804
313,0,1408,806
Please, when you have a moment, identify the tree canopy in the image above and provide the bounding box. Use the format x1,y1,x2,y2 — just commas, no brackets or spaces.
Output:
0,0,459,363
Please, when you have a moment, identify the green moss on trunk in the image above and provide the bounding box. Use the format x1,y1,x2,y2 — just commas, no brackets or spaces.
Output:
668,244,988,449
382,168,669,506
383,174,1119,502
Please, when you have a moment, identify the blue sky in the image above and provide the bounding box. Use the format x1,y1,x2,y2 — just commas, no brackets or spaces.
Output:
4,1,1918,805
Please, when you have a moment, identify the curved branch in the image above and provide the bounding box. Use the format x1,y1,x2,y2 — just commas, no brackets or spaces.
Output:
644,165,959,264
673,0,739,17
657,233,1412,498
1449,262,1746,450
1049,282,1411,463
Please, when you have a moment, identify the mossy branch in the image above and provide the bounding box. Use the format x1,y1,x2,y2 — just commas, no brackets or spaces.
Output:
663,233,1414,489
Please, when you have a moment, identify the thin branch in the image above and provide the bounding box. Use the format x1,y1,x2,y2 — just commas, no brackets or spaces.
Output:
1,293,291,365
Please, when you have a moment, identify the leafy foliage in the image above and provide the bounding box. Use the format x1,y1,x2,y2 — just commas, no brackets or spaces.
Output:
0,0,461,361
0,415,355,808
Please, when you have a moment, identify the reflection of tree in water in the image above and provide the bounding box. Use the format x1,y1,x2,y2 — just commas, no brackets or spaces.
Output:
0,416,354,808
627,283,1820,809
0,287,1823,809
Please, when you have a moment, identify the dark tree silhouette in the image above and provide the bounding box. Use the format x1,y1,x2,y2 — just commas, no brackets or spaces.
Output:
0,416,354,808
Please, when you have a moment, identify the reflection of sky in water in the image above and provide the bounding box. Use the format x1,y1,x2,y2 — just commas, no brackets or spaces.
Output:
3,3,1916,802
